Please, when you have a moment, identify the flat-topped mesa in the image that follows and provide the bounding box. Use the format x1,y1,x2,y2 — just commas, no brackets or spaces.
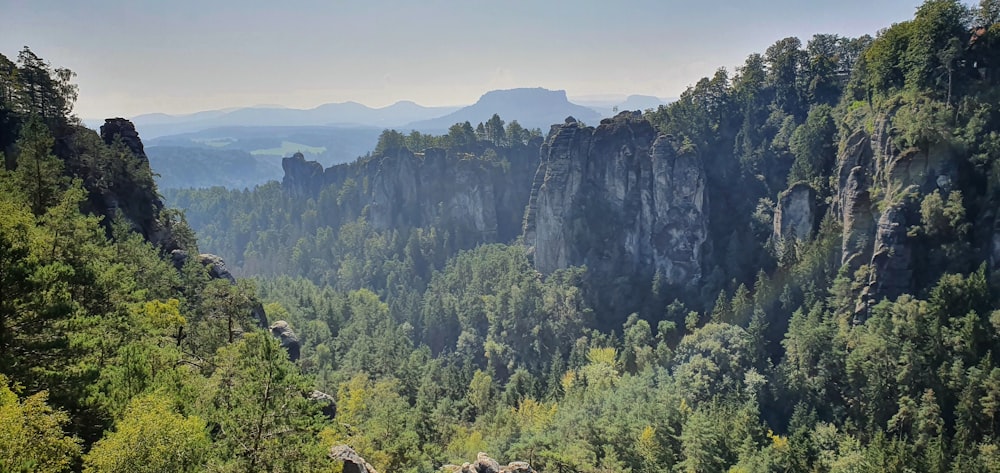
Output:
523,111,708,288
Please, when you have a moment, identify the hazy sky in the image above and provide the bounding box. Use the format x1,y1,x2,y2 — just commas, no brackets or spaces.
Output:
2,0,931,119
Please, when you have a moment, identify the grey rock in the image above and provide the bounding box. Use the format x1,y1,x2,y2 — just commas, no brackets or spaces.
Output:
836,131,876,274
198,253,236,283
523,111,708,287
269,320,301,361
309,390,336,419
859,199,915,321
170,250,267,329
281,152,325,198
773,182,817,244
283,144,538,248
444,453,536,473
330,445,380,473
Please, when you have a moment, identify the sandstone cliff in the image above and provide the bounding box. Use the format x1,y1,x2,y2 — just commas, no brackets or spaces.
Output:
523,112,708,291
281,141,540,247
832,108,960,319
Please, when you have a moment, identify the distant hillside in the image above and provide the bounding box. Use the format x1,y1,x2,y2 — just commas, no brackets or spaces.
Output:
147,146,283,189
575,94,671,117
405,88,603,132
146,125,383,167
130,101,459,138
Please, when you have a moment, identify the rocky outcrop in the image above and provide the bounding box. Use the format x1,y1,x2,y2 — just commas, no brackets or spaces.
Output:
836,131,877,274
523,112,708,288
367,146,532,245
442,452,536,473
95,118,175,249
281,152,326,198
330,445,379,473
269,320,301,361
197,253,237,283
834,106,959,319
773,183,817,244
281,143,539,247
309,390,336,419
857,198,917,321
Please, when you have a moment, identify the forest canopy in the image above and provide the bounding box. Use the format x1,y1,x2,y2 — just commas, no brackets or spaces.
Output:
5,1,1000,471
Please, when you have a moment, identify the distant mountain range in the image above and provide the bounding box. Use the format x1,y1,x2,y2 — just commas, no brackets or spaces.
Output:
100,88,668,139
574,94,670,118
126,101,460,139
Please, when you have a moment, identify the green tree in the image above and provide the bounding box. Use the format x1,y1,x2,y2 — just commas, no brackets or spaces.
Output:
14,47,78,123
200,331,319,471
485,113,507,146
83,394,209,473
0,374,81,473
13,117,66,216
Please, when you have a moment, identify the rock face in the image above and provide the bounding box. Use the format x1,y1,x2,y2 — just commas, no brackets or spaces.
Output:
861,200,915,316
170,250,268,329
773,182,817,243
197,253,237,283
523,111,708,288
837,131,877,273
281,152,326,198
832,111,957,319
281,142,540,247
309,390,336,419
268,320,301,361
96,118,175,249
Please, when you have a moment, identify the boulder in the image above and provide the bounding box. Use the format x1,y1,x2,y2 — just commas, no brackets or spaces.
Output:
441,453,536,473
330,445,379,473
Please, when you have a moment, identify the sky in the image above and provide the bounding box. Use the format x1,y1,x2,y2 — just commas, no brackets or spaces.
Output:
2,0,933,119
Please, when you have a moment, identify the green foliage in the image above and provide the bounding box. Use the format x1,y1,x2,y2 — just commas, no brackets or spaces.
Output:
200,331,321,471
12,117,66,216
0,374,81,473
83,394,209,473
9,5,1000,471
788,104,837,185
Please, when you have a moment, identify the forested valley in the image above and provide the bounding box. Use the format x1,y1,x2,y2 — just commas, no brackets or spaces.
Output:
6,1,1000,472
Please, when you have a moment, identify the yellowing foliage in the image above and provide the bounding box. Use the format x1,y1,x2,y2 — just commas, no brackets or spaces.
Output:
83,394,209,473
142,298,185,330
586,346,619,368
0,375,81,473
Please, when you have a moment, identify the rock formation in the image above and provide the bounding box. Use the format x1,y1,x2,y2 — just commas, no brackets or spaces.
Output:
281,152,326,198
170,250,268,329
523,111,708,288
773,182,817,244
281,142,539,247
329,445,380,473
442,452,536,473
832,110,958,319
269,320,301,361
93,118,176,249
860,199,916,318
